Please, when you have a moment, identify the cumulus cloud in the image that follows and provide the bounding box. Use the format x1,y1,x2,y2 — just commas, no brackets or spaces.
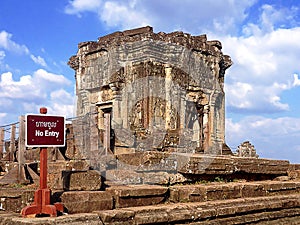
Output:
100,1,150,28
50,89,74,105
0,69,74,123
220,26,300,113
64,0,256,33
33,69,71,85
46,89,76,117
0,69,71,100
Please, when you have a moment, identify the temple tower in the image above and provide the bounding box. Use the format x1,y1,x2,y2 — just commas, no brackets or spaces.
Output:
68,26,232,156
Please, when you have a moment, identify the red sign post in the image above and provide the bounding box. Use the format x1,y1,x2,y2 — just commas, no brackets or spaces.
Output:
21,107,64,217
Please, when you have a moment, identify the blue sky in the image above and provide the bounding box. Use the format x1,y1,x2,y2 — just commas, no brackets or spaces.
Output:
0,0,300,162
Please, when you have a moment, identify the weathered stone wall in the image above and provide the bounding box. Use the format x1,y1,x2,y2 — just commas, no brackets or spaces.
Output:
69,26,232,156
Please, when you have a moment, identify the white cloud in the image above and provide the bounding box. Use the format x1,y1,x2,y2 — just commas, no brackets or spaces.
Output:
219,27,300,113
65,0,256,34
33,69,71,86
225,82,291,113
0,31,29,54
0,70,74,123
0,69,71,101
0,72,39,100
293,74,300,87
65,0,102,16
47,102,76,119
50,89,74,105
0,30,49,70
43,89,76,118
243,4,300,36
100,1,150,28
30,54,47,67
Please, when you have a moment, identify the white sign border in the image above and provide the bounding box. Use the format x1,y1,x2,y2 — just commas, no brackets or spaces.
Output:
25,113,66,148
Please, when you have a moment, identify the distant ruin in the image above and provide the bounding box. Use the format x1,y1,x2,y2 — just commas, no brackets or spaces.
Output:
68,26,233,156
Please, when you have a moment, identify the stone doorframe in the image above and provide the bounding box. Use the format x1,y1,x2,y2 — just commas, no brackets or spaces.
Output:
96,101,113,155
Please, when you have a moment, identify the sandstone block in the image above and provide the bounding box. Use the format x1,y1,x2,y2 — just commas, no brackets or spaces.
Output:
61,191,113,214
107,185,168,208
62,170,101,191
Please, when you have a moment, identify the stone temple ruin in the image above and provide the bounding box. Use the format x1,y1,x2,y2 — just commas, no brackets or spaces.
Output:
68,26,233,158
1,27,300,224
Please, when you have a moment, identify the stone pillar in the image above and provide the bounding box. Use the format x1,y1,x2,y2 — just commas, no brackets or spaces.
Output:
104,112,111,155
9,124,16,161
165,65,172,130
0,128,4,159
110,82,122,129
18,116,25,182
96,102,113,154
203,105,210,153
220,93,226,146
180,95,186,130
90,106,100,157
97,107,104,130
143,79,149,129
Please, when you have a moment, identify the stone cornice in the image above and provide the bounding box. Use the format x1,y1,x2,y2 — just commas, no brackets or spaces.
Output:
68,26,232,71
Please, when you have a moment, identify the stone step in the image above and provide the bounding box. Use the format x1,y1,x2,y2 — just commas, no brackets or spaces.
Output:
2,195,300,224
1,180,300,214
95,194,300,225
169,180,300,203
59,181,300,214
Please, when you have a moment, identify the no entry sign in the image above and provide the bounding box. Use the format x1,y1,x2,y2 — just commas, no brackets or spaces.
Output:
26,114,65,147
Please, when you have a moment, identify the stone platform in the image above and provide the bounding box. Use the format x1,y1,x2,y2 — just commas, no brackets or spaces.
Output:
1,192,300,224
108,152,290,185
1,180,300,224
0,153,299,224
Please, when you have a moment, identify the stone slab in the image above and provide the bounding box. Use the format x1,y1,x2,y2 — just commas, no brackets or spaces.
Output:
61,191,113,214
0,189,35,213
178,154,290,176
113,152,290,178
107,185,168,208
0,212,103,225
105,169,187,185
